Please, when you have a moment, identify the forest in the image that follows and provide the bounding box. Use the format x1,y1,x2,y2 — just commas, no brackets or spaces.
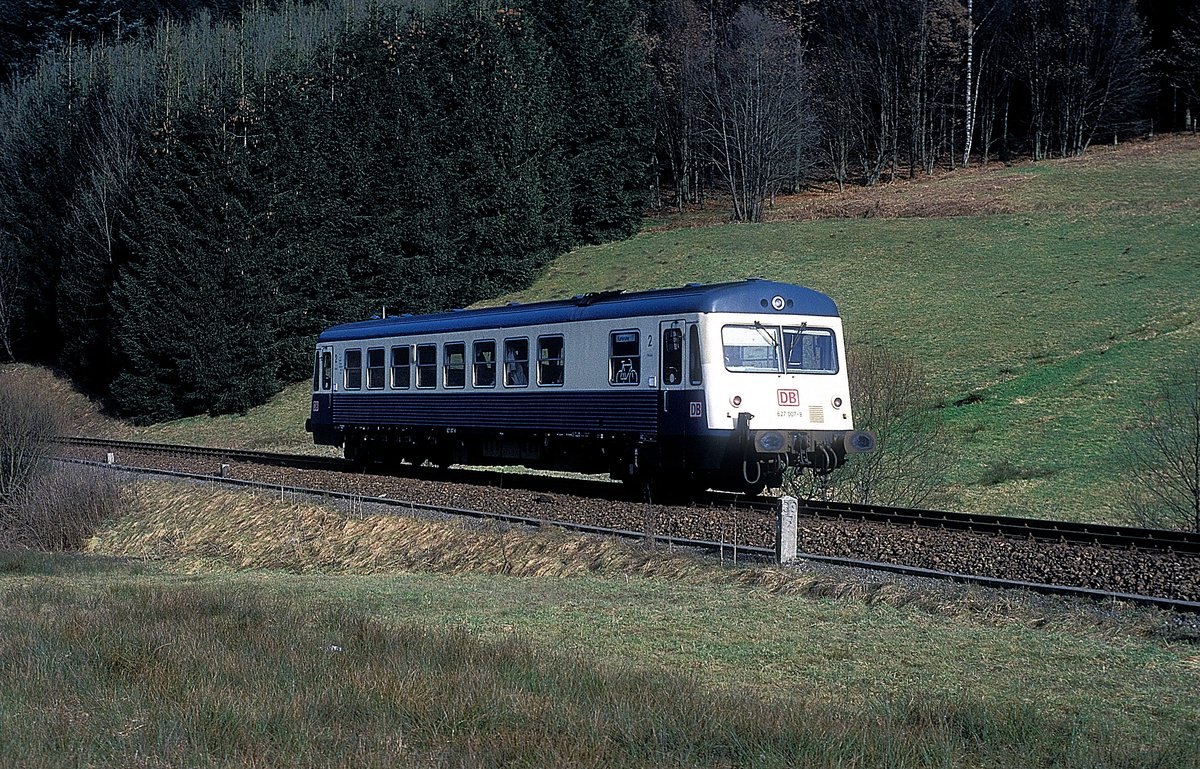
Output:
1,0,1197,422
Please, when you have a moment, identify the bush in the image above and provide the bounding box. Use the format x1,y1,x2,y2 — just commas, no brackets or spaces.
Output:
1123,367,1200,532
0,466,125,550
0,370,122,550
0,371,62,504
787,346,954,507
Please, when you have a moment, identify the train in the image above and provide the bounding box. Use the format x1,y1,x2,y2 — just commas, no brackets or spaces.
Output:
306,279,874,494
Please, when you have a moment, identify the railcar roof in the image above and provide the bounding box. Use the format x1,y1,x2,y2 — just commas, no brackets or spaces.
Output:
317,279,839,343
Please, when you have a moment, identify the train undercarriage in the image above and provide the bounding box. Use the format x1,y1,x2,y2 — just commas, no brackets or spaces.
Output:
326,423,866,497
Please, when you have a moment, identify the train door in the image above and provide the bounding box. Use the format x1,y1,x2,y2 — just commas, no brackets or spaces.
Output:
659,320,686,393
314,345,334,394
659,319,701,479
308,344,337,444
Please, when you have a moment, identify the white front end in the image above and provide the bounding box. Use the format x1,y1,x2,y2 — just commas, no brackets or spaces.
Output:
700,312,856,434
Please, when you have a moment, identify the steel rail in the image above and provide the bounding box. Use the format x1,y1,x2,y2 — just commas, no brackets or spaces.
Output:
54,435,624,497
54,436,351,472
722,496,1200,555
59,455,1200,614
59,436,1200,556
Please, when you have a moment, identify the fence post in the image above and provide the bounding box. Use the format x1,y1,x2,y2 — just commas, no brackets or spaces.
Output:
777,495,798,565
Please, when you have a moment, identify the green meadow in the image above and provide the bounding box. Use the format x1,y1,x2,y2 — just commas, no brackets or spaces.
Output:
9,141,1200,765
497,141,1200,523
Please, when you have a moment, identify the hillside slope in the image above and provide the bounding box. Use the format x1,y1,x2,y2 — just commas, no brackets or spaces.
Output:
496,136,1200,523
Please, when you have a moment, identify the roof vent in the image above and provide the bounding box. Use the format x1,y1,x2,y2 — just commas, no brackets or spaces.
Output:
574,290,624,306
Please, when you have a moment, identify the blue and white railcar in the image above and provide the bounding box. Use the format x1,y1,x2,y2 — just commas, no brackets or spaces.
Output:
306,279,873,493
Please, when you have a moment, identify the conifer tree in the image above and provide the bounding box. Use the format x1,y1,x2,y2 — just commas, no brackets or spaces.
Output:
523,0,653,244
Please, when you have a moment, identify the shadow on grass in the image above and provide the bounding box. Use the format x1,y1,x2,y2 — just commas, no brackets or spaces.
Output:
0,550,149,577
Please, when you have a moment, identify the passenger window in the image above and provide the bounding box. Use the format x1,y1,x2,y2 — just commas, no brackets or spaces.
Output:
662,327,683,385
473,340,496,387
504,338,529,387
688,324,702,385
415,344,437,389
366,347,385,389
344,348,363,390
537,335,565,386
609,331,640,385
444,342,466,388
391,345,411,389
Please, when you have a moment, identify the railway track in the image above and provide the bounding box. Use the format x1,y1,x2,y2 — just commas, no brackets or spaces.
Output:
54,436,1200,612
728,495,1200,556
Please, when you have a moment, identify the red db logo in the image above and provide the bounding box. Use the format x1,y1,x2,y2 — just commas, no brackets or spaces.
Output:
777,389,800,406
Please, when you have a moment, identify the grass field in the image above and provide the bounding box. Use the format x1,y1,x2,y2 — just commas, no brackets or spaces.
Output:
498,137,1200,523
2,484,1198,767
106,136,1200,524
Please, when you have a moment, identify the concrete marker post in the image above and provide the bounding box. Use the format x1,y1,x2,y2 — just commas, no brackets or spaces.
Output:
777,495,798,565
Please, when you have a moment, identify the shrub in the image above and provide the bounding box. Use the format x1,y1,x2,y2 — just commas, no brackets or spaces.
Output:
787,346,954,507
0,371,62,504
0,370,122,550
1123,367,1200,532
1,465,125,550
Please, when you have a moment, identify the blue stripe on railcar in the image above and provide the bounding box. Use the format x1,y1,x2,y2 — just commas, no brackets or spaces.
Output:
331,391,660,433
658,389,710,437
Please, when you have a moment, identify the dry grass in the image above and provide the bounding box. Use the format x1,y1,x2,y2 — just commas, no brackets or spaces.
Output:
646,133,1200,230
86,482,1193,643
89,482,721,579
0,363,129,439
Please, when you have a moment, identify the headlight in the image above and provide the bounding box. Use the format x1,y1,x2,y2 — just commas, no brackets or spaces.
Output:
755,431,788,453
844,431,876,453
831,397,843,409
730,394,743,407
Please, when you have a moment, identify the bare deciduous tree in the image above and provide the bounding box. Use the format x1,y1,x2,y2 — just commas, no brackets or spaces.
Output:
1054,0,1150,156
0,239,15,362
693,5,816,221
1124,368,1200,532
1170,8,1200,131
787,346,954,507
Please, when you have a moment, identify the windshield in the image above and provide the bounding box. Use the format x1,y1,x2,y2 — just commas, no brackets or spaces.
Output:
722,325,781,372
722,324,838,374
783,327,838,373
